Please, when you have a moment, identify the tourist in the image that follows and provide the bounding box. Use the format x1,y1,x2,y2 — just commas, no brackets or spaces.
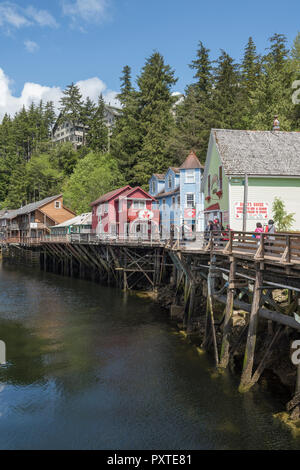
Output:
254,222,263,239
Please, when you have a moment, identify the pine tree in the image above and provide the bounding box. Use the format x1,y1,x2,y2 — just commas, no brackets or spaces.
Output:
110,65,141,183
240,37,261,128
190,41,212,94
118,65,133,105
211,50,241,129
86,94,108,153
171,41,213,163
44,101,56,137
251,34,294,130
80,97,96,145
132,52,177,186
59,82,83,126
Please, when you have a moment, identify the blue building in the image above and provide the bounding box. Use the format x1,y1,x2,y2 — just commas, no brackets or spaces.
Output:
149,151,204,239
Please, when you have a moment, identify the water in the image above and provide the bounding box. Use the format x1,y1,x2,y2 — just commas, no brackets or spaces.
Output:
0,263,299,450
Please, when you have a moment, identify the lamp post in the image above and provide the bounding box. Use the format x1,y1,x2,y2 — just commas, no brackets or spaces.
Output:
242,174,248,232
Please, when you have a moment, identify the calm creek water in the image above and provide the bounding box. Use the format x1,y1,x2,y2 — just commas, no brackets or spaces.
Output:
0,262,299,450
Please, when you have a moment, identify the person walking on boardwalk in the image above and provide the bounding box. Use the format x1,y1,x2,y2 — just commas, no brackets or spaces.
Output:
265,219,276,252
255,222,263,238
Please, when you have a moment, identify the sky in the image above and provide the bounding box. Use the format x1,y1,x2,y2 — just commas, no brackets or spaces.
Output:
0,0,299,119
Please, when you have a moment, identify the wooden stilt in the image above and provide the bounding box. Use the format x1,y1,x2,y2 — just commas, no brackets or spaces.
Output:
219,256,236,369
239,264,263,392
187,283,195,334
207,272,219,366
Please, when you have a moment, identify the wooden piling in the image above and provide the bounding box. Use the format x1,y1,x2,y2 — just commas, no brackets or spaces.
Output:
219,256,236,369
239,264,263,392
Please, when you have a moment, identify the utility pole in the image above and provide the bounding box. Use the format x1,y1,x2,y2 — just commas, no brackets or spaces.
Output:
243,174,248,232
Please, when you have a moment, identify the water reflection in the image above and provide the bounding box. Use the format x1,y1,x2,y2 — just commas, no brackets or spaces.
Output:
0,263,299,449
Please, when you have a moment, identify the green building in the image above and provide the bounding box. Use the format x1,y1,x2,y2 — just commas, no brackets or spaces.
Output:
202,129,300,231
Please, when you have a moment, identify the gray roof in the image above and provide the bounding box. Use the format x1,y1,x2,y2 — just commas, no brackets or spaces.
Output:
212,129,300,176
156,186,180,198
0,195,62,220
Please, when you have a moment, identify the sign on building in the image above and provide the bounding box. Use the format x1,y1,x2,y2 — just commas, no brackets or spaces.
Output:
234,202,269,220
138,209,154,221
184,209,196,219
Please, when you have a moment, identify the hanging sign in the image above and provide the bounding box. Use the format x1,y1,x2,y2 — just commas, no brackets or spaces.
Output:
234,202,269,220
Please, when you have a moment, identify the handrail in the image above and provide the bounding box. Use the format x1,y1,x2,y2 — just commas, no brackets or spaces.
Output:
1,231,300,265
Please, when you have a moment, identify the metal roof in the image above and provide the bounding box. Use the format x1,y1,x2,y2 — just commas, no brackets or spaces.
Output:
0,195,63,220
90,186,132,206
54,213,92,228
212,129,300,176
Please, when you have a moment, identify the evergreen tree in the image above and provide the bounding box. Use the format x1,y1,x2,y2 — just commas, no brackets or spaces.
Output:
86,94,109,152
59,82,83,126
211,50,241,129
44,101,56,136
240,37,261,128
110,65,141,183
132,52,177,186
251,34,293,130
118,65,133,105
171,41,213,163
80,97,96,145
190,41,212,94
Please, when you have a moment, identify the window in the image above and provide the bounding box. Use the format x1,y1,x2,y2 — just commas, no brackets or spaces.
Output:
119,199,122,212
104,202,109,213
186,194,195,208
177,195,180,207
133,200,146,210
162,199,166,210
208,175,211,197
152,181,156,193
186,170,195,183
218,166,223,191
172,196,176,208
168,174,172,189
55,201,61,209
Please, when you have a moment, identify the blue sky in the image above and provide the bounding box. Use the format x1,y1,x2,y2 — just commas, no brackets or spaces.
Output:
0,0,298,118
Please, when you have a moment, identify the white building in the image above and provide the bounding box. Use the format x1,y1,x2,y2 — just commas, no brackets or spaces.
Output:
52,105,120,148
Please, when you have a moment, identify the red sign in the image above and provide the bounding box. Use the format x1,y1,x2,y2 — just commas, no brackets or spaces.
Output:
184,209,196,219
234,202,269,220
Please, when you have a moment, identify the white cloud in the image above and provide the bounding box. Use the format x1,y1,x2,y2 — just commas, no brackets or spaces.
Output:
62,0,109,24
0,2,58,31
25,6,58,28
24,40,39,53
0,68,120,121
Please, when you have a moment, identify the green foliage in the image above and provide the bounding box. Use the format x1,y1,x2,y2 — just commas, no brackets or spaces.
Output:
272,197,295,231
1,33,300,213
59,82,83,126
86,94,109,153
112,52,177,187
63,152,125,214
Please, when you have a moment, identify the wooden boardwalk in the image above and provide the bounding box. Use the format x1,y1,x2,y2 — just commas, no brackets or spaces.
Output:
2,229,300,416
3,230,300,271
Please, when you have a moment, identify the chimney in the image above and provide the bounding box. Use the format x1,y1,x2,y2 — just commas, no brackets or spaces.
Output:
273,115,280,131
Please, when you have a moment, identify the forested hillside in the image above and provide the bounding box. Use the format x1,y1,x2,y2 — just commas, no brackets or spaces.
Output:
0,33,299,213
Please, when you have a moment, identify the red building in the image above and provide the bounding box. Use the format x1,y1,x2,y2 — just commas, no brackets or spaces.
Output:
91,185,159,239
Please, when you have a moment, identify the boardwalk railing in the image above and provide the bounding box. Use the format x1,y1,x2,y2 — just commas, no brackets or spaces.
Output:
2,230,300,264
207,230,300,265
